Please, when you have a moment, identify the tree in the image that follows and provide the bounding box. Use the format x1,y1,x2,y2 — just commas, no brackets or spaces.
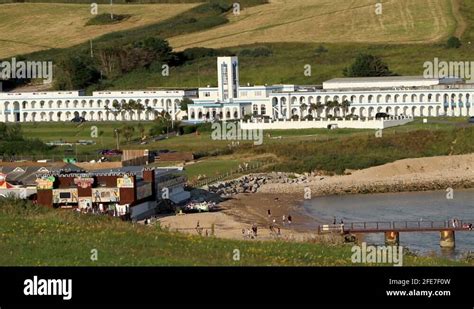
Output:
149,111,172,136
300,103,308,117
137,122,146,140
113,128,121,149
341,99,351,117
180,97,194,112
121,124,135,143
446,36,461,49
54,54,101,90
343,54,394,77
315,45,328,55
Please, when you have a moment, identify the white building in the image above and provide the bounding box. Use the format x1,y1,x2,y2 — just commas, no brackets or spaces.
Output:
1,57,474,124
0,89,195,123
187,58,474,122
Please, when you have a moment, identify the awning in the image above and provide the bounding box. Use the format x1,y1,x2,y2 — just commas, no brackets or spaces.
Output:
169,191,191,204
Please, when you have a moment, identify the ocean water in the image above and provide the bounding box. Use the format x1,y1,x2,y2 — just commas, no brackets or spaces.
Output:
303,189,474,258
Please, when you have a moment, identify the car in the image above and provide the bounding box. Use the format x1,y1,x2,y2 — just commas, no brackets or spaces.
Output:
469,116,474,124
98,149,122,156
375,112,390,119
71,116,86,123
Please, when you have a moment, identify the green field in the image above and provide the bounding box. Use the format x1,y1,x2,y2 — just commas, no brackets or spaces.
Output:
0,198,470,266
6,117,474,180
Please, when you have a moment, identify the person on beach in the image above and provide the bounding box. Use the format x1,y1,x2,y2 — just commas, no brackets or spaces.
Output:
267,209,271,217
252,223,258,237
269,223,275,235
282,215,286,225
288,215,292,225
333,217,337,225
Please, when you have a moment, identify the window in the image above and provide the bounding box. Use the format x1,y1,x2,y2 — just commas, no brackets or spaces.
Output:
59,192,71,199
255,91,262,96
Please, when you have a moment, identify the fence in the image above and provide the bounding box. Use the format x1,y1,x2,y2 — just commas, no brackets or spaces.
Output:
188,158,275,188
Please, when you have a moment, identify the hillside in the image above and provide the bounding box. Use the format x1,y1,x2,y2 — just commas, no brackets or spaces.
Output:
170,0,457,50
0,2,199,59
0,0,473,91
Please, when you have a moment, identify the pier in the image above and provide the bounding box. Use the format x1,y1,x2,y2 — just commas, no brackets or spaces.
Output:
318,220,474,248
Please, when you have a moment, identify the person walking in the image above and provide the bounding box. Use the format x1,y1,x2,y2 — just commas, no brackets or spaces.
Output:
252,223,258,237
288,215,292,225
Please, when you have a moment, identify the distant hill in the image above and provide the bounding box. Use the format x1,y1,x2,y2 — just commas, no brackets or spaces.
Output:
170,0,459,50
0,2,199,59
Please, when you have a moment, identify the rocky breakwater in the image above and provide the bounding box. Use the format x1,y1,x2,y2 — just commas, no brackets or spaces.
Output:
206,172,312,197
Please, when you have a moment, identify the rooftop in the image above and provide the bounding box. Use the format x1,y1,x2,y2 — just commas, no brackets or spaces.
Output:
323,76,439,84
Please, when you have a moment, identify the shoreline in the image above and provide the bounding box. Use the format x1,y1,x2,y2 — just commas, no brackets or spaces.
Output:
158,153,474,241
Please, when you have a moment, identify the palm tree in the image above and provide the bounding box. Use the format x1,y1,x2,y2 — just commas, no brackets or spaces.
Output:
111,100,121,120
324,100,333,118
145,106,154,120
315,102,323,118
308,103,318,117
332,100,340,118
341,99,351,117
300,103,308,118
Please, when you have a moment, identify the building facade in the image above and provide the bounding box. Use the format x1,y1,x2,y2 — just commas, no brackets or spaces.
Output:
1,57,474,124
0,89,195,123
35,166,190,220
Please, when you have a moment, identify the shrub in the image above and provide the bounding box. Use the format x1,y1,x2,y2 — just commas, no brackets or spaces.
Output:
446,36,461,49
239,47,272,57
315,45,328,54
85,14,131,26
0,196,47,216
343,53,394,77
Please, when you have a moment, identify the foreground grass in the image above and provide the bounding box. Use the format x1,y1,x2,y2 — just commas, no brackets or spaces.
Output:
0,199,470,266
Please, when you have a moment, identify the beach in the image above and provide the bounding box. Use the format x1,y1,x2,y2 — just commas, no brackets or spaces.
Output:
157,153,474,241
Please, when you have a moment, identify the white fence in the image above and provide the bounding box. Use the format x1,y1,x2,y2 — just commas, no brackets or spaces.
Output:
240,116,414,130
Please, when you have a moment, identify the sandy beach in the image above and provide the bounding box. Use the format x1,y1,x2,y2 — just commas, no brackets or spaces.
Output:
157,153,474,241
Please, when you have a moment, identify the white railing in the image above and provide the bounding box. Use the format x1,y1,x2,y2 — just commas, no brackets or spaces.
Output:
240,116,414,130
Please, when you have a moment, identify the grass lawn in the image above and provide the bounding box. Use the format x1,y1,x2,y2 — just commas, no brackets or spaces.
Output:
0,199,470,266
11,118,474,176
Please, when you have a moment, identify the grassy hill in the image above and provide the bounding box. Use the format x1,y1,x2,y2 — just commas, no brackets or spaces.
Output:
0,197,469,266
0,2,199,59
1,0,473,90
170,0,458,50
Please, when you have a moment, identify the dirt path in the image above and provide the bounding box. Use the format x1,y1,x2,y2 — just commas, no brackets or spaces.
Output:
452,0,467,38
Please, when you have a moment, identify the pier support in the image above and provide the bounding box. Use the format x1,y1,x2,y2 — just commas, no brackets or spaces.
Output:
384,231,399,246
440,230,455,248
